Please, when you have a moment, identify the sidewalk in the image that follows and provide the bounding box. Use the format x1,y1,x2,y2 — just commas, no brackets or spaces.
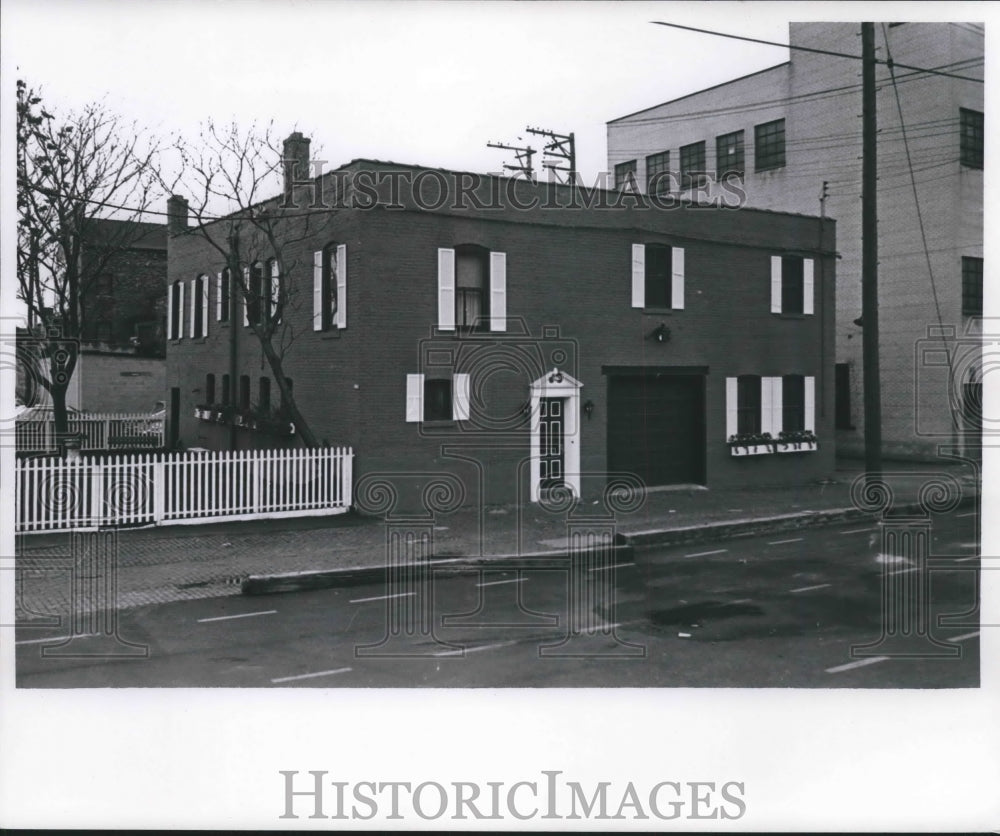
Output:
14,459,980,617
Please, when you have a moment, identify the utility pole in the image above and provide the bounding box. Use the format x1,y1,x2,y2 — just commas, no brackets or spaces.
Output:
526,126,575,184
861,22,882,478
486,140,536,179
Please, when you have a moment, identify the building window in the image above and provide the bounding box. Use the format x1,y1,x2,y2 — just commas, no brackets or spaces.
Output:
205,373,216,405
239,375,250,411
737,375,762,435
835,363,852,430
962,256,983,316
645,150,671,195
221,374,231,405
424,379,452,422
960,108,983,169
320,244,339,330
169,280,183,340
406,373,470,422
192,274,206,338
219,268,231,323
247,262,264,326
771,255,814,315
679,141,706,190
755,119,786,172
782,375,806,432
644,244,673,308
259,377,271,413
716,130,745,179
438,247,506,332
455,245,489,330
631,243,685,310
614,160,637,190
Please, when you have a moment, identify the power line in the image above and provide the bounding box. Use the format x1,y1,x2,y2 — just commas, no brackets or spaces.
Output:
650,21,984,83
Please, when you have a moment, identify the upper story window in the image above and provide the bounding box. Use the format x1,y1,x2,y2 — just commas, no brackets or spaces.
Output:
770,255,814,315
313,243,347,331
266,258,280,326
631,243,685,310
614,160,637,191
754,119,786,172
438,247,506,333
168,280,184,340
679,141,706,190
246,262,265,327
217,268,231,323
645,151,671,195
962,256,983,316
960,108,983,169
191,274,208,338
716,130,745,179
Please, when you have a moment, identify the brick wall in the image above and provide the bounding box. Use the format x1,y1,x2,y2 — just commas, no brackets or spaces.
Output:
76,351,166,413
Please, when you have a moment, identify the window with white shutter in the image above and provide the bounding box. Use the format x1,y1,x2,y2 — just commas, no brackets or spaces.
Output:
202,274,210,337
242,267,249,327
216,272,223,322
804,376,816,432
725,377,739,439
803,258,814,315
489,252,506,332
270,259,281,326
178,280,185,339
761,376,783,436
189,278,197,338
771,255,813,315
406,374,424,422
453,373,471,420
632,243,684,309
335,244,347,329
313,250,324,331
167,283,176,340
438,248,456,331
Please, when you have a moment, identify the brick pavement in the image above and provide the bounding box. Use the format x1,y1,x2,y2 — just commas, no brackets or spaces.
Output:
11,459,980,619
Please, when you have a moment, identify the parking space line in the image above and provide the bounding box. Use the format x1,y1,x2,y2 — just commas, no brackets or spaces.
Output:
790,583,831,594
476,578,526,588
350,592,415,604
588,562,635,573
768,538,803,545
271,667,352,684
198,610,276,623
947,631,980,643
826,656,890,673
684,549,727,558
840,528,873,535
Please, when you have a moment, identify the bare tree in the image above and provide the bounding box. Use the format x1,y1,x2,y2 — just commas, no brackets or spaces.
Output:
16,80,166,439
171,120,323,447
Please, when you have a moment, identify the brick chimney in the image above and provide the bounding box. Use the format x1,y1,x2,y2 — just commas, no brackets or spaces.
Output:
167,195,188,236
282,132,312,206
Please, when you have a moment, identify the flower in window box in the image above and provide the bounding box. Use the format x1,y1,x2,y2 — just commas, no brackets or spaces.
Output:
777,429,818,452
728,432,775,455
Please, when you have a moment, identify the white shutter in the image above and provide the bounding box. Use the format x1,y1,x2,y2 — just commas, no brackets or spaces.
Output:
167,285,174,340
803,258,814,315
313,250,323,331
770,376,783,436
190,279,197,337
216,272,223,322
202,276,210,336
335,244,347,329
242,267,249,327
671,246,685,310
406,374,424,422
489,251,507,332
804,376,816,432
760,376,775,436
770,256,783,313
453,373,471,421
178,281,185,338
631,243,645,308
438,248,455,330
725,377,739,438
271,260,281,325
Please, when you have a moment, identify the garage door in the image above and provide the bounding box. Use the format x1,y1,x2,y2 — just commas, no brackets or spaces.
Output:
607,373,705,487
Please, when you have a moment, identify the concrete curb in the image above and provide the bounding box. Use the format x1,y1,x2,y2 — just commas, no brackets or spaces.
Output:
240,494,977,597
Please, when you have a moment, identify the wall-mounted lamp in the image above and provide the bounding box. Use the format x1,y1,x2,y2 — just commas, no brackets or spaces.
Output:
583,399,594,420
647,323,671,343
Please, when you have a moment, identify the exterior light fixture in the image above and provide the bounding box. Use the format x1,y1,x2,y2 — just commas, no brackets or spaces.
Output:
583,399,594,420
647,323,671,342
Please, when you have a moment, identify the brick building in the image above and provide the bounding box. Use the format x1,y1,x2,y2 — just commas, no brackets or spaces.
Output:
165,149,835,507
607,22,983,460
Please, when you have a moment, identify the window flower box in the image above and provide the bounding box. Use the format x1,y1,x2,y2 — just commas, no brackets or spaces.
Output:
776,430,818,453
728,433,775,456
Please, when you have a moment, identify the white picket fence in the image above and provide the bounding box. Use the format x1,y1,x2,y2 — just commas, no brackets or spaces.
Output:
16,410,165,452
16,447,353,532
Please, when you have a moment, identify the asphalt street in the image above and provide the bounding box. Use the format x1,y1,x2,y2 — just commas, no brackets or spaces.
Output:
15,511,982,688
